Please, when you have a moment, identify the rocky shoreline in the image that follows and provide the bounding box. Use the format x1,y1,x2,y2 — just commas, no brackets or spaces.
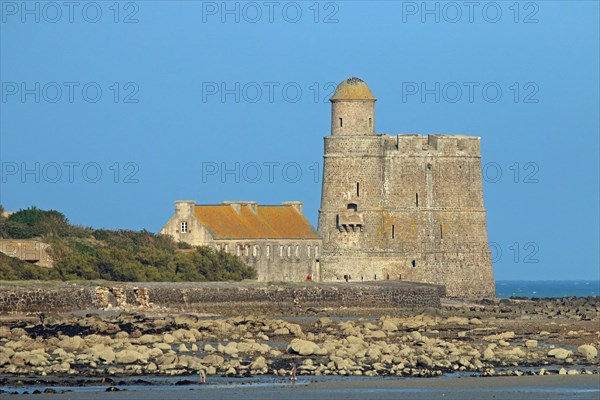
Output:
0,296,598,394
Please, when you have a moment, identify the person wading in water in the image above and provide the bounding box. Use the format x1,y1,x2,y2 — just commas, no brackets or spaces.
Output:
288,361,297,382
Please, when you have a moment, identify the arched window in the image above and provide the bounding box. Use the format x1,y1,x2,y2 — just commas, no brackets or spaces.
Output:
347,203,358,212
244,245,249,257
266,245,270,257
253,245,258,257
287,245,291,257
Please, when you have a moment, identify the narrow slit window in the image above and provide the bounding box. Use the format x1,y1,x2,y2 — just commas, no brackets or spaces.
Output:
339,117,343,127
307,246,311,257
440,224,444,239
266,245,270,257
416,193,419,207
392,224,395,239
412,260,416,268
253,245,258,257
356,182,360,197
279,245,283,258
369,117,372,127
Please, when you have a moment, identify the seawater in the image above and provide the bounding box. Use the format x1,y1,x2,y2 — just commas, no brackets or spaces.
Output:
496,280,599,298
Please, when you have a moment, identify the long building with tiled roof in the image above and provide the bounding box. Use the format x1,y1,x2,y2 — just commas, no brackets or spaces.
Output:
160,201,322,282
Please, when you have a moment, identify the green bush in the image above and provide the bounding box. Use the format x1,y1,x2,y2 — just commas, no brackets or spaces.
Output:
0,206,256,282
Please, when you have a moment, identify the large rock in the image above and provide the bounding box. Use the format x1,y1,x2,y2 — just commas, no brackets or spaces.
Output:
548,348,572,360
417,355,434,368
483,332,515,341
218,342,239,357
57,336,84,352
0,353,10,367
367,330,387,339
138,334,159,345
201,354,224,366
381,320,398,332
162,334,176,344
88,344,115,364
577,345,597,359
115,349,147,364
250,356,268,373
483,348,495,361
288,339,326,356
446,317,470,326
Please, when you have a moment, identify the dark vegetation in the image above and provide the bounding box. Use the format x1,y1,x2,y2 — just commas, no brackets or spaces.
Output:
0,206,256,282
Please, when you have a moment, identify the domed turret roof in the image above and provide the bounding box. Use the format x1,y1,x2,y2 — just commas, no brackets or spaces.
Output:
330,77,376,101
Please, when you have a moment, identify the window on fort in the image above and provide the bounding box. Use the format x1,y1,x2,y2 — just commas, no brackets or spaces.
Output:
348,203,358,212
253,245,258,257
245,245,249,257
237,245,241,257
392,224,395,239
266,245,270,257
307,246,311,257
287,245,291,257
224,244,229,253
416,193,419,207
295,245,299,257
369,117,372,127
356,182,360,197
440,224,444,239
315,245,319,257
180,221,188,233
279,245,283,258
339,117,343,127
412,260,416,268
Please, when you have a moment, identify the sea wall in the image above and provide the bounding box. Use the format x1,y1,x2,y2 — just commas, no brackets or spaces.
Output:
0,281,445,314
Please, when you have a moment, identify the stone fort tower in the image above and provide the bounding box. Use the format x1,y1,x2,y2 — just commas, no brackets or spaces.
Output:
318,77,495,297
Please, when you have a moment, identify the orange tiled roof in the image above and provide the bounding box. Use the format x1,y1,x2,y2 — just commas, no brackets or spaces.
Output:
194,204,320,240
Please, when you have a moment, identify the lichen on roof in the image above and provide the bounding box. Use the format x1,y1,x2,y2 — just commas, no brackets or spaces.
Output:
330,77,376,101
194,204,320,240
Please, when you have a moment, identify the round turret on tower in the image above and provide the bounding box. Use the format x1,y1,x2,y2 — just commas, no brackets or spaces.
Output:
330,77,377,136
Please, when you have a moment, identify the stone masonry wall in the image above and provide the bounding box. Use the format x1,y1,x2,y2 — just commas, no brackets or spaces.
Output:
0,281,443,314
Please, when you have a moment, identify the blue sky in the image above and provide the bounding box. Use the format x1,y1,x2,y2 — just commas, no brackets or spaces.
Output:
1,1,598,280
